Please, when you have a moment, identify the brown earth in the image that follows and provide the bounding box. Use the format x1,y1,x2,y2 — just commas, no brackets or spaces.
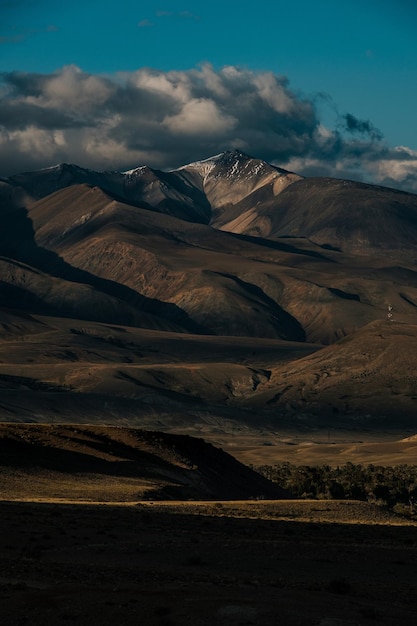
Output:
1,424,417,626
1,498,416,626
1,309,417,438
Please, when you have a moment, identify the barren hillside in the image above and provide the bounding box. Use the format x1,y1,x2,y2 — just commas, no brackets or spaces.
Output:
1,151,417,433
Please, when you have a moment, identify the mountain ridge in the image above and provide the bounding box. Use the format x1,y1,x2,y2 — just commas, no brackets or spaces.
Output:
1,151,417,429
4,149,417,254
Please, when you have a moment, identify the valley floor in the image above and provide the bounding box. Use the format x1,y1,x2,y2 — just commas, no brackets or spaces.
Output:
1,499,416,626
213,429,417,467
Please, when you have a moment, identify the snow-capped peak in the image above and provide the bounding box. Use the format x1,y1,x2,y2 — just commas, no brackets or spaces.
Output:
122,165,148,176
174,153,224,180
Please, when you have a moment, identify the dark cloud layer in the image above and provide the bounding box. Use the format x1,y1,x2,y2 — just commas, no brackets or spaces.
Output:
0,64,416,192
343,113,383,141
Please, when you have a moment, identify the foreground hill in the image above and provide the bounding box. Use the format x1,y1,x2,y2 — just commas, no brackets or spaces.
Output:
0,423,287,501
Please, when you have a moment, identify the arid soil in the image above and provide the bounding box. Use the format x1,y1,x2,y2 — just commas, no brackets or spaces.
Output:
217,430,417,467
1,424,417,625
1,500,416,626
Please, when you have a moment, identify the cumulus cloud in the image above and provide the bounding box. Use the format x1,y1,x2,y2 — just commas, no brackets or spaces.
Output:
342,113,383,141
0,63,416,193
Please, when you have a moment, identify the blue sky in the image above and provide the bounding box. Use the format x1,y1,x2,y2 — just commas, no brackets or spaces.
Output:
1,0,416,191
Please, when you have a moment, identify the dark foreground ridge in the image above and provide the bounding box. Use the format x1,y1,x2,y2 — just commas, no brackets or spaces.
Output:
0,423,288,501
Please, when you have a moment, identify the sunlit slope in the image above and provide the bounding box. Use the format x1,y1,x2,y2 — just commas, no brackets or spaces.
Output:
219,176,417,253
24,183,417,344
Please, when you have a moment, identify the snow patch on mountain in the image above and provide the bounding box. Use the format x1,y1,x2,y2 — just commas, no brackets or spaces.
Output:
175,153,224,181
122,166,148,177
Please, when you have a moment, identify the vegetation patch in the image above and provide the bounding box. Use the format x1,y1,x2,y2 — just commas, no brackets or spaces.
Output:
254,461,417,517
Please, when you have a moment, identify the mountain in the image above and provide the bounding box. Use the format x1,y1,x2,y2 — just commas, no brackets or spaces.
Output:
233,176,417,252
1,150,417,431
6,149,417,254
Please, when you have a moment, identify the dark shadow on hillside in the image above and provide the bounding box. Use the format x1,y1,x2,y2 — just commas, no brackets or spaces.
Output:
229,232,337,260
214,271,306,342
0,205,211,333
0,426,288,499
0,280,57,316
0,435,189,480
116,371,205,405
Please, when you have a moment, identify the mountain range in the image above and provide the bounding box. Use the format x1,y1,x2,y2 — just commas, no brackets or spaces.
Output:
1,149,417,431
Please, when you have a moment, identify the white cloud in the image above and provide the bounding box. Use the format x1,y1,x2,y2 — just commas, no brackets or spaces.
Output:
40,65,114,113
364,146,417,192
253,72,295,114
163,98,236,136
0,63,416,193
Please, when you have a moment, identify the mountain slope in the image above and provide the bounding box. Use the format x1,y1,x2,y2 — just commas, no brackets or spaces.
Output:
3,173,417,344
2,152,417,429
174,150,301,226
6,151,417,255
253,320,417,424
5,151,300,225
220,176,417,253
27,183,313,340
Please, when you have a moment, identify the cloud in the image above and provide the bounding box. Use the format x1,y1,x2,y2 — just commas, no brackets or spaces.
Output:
363,146,417,191
342,113,383,141
164,98,236,135
0,63,416,193
137,19,154,28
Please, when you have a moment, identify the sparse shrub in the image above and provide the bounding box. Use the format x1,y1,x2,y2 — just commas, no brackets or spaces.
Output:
393,503,412,517
327,481,345,499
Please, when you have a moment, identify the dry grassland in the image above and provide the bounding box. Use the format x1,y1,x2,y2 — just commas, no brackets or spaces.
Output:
1,424,417,625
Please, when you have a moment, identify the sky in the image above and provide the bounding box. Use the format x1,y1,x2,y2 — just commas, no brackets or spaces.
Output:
0,0,417,192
